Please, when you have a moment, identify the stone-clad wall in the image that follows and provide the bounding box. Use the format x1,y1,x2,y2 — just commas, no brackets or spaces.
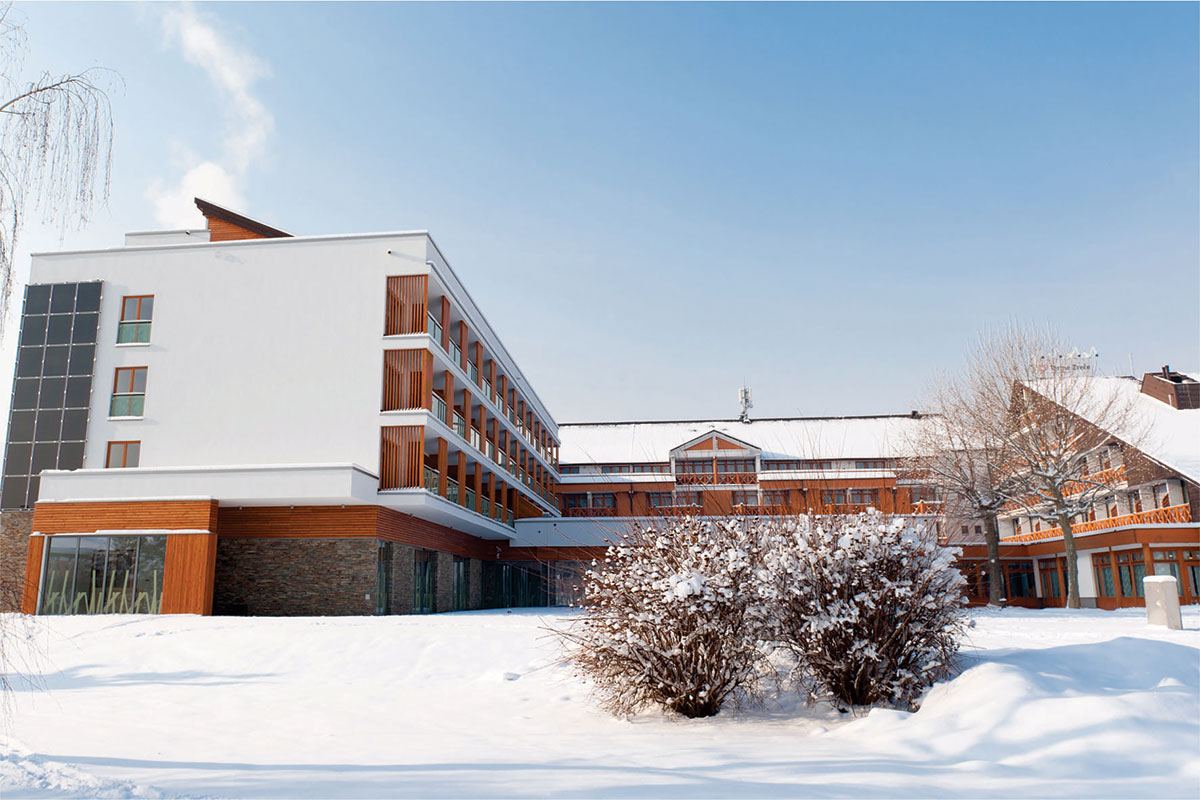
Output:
213,537,376,616
0,510,33,612
388,543,416,615
435,551,454,612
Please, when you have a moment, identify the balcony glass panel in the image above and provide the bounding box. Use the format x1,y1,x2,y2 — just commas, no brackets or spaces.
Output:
449,341,462,365
427,312,443,346
432,394,447,424
453,412,466,439
423,466,438,493
469,428,482,450
469,362,479,383
447,480,459,504
465,490,476,509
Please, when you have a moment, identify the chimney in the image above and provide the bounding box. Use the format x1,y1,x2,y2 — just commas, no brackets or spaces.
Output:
1141,366,1200,410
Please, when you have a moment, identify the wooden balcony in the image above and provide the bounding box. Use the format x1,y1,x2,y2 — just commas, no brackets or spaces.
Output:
1004,503,1192,543
564,507,616,518
675,472,758,485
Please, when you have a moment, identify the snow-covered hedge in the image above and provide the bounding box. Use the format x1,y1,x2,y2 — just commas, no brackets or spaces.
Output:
761,511,966,709
560,517,769,718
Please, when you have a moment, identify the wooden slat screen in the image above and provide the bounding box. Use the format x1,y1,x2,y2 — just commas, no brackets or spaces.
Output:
382,349,430,411
384,275,428,336
380,425,424,489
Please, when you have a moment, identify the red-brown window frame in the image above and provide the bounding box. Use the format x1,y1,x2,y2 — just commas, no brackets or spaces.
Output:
121,295,154,322
113,366,147,395
105,441,141,468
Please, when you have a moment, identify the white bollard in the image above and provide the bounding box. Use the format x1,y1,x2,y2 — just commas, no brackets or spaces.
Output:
1144,576,1183,630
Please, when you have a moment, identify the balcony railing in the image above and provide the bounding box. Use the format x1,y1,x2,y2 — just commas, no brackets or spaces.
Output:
465,489,476,510
427,312,443,346
481,498,491,518
483,379,493,401
675,472,758,485
469,428,482,451
449,340,462,366
447,479,459,504
564,507,616,518
432,393,448,425
423,466,438,493
1004,503,1192,543
469,362,479,384
453,411,466,439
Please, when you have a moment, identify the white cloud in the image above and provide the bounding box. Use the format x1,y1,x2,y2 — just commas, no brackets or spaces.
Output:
147,4,272,227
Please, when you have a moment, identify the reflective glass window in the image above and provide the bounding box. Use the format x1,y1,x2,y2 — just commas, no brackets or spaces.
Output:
45,315,72,344
13,378,39,409
19,315,46,347
39,536,79,615
133,536,165,613
103,537,139,613
50,284,75,313
68,345,94,375
71,537,107,614
38,377,65,408
25,284,50,314
42,346,69,376
75,282,101,312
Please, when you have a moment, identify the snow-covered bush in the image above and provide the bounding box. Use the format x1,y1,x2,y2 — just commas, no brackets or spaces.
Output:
761,511,966,710
560,517,769,718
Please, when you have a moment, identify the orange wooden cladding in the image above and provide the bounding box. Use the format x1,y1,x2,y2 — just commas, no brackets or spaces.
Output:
32,500,219,535
382,350,431,411
380,426,425,489
205,217,268,242
384,275,428,335
21,536,44,613
161,533,218,614
1004,504,1192,543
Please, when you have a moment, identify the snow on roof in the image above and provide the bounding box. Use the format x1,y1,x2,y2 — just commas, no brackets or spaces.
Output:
558,416,925,464
1025,374,1200,485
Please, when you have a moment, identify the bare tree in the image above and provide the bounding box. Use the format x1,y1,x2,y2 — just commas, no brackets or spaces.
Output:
958,324,1141,609
0,4,116,339
905,376,1022,606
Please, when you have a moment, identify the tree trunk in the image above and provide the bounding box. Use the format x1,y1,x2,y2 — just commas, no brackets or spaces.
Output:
1059,512,1080,609
983,511,1005,607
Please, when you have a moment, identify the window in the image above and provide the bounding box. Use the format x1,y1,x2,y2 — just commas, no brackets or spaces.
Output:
559,465,580,474
716,459,754,473
601,465,631,474
413,549,435,614
855,460,888,470
849,488,878,505
1005,561,1036,598
563,493,588,509
632,464,669,473
762,489,789,506
677,460,711,474
821,489,846,505
1152,550,1183,595
591,493,616,509
675,491,702,507
762,460,799,471
110,367,147,417
1093,553,1116,598
1116,550,1146,597
802,460,834,470
647,492,675,507
732,491,759,506
38,534,165,615
117,296,154,344
105,441,140,468
910,486,939,503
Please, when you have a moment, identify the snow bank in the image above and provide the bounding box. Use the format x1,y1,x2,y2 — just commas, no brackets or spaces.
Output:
1,607,1197,798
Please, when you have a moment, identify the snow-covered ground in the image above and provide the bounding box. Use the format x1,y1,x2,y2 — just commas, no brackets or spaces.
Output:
2,606,1198,799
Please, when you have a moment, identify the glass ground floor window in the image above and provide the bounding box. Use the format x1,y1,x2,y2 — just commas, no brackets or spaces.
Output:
38,534,166,614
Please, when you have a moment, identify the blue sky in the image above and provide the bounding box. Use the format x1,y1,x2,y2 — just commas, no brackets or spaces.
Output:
7,2,1198,423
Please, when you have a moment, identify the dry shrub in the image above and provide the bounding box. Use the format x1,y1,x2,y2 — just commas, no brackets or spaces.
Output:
762,511,966,710
560,516,768,718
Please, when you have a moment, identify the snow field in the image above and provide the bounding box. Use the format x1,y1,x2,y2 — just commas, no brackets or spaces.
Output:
1,606,1198,799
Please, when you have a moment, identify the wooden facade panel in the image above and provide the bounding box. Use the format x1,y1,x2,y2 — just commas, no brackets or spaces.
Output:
32,500,219,535
161,533,218,614
21,535,44,614
380,425,425,490
375,506,497,560
205,218,267,242
217,506,378,538
384,275,428,336
382,349,430,411
499,545,607,562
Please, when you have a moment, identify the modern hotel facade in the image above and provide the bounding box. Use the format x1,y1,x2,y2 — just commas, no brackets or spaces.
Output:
2,201,1196,615
2,200,592,617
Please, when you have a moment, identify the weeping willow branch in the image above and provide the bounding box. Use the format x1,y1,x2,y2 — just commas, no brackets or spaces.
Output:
0,4,117,340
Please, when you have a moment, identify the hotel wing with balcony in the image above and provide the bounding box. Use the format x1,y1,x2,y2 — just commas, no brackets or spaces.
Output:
954,370,1199,609
2,200,585,617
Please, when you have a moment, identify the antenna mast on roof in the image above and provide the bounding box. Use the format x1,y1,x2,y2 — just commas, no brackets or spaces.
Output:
738,386,753,423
